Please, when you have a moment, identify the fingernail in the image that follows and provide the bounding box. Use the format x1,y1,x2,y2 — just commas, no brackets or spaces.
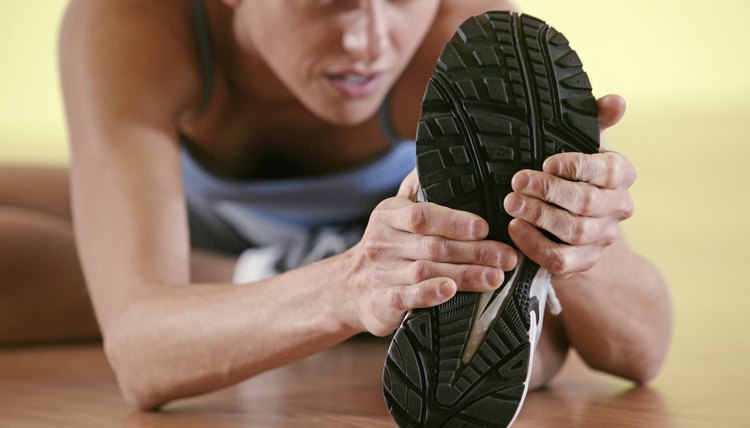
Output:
504,193,524,215
500,250,518,270
544,158,561,175
502,251,518,270
438,281,456,298
484,268,501,287
470,220,487,238
513,172,530,191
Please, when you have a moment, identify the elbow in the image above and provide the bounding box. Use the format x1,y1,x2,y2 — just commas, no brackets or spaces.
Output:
103,325,168,411
630,274,673,385
611,270,673,385
587,340,669,385
122,382,166,412
122,384,165,412
626,352,666,385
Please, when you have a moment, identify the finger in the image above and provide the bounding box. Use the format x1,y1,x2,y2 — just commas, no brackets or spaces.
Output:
503,193,618,245
508,219,599,275
385,278,457,312
542,151,637,190
396,236,516,268
406,260,506,292
509,170,635,219
397,168,419,199
380,200,489,240
597,94,626,132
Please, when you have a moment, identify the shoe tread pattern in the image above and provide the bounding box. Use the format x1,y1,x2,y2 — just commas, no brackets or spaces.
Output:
383,12,599,427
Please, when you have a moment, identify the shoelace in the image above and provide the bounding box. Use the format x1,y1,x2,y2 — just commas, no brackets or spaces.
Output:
547,281,562,315
537,268,563,316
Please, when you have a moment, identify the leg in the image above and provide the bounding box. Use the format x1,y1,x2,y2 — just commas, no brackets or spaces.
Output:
0,165,238,344
0,205,98,343
0,165,72,221
0,165,95,343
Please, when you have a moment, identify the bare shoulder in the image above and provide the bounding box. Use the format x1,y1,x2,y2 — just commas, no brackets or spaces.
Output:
60,0,202,134
389,0,515,138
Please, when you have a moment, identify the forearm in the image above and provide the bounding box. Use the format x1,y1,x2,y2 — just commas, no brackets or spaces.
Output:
105,254,357,410
552,237,672,383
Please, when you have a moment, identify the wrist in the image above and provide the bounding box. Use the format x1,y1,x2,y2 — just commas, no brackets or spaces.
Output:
550,267,598,303
321,248,367,337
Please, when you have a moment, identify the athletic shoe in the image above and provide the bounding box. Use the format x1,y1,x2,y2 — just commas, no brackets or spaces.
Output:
382,11,599,427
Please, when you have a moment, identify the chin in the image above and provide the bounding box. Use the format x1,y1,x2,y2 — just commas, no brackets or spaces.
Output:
314,100,381,127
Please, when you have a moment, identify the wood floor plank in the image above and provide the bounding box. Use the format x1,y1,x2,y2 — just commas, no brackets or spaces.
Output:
1,331,746,427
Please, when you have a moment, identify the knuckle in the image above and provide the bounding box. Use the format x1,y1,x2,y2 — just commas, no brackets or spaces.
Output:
529,202,546,226
362,236,385,260
577,187,598,216
620,195,636,219
387,289,408,312
377,198,392,209
602,226,619,246
626,163,638,187
539,175,554,200
374,197,397,213
425,236,449,260
460,267,488,291
548,251,569,275
477,242,497,266
411,260,431,283
407,204,428,233
573,154,587,180
458,268,475,289
368,206,385,223
567,220,588,245
604,154,623,188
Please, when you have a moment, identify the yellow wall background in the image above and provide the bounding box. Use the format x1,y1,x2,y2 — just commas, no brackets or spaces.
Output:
2,1,749,162
1,0,749,395
0,0,68,163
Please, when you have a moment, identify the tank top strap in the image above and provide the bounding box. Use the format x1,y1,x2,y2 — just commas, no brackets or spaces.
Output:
190,0,214,110
378,91,409,147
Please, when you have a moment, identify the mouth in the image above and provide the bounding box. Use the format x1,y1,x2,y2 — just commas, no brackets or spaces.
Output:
324,72,384,98
328,74,376,84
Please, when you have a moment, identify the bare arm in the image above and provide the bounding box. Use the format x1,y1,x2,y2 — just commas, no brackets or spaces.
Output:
554,237,670,382
60,0,358,409
505,96,672,383
60,0,516,409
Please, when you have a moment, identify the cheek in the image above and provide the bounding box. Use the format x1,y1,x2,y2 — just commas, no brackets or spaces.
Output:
390,3,440,58
259,26,334,85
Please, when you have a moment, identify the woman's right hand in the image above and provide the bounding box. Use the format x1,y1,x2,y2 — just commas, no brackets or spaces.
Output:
341,169,519,336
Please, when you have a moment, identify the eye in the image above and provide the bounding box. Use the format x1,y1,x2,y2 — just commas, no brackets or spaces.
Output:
309,0,358,11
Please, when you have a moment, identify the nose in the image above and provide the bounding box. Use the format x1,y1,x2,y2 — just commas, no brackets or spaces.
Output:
341,0,389,62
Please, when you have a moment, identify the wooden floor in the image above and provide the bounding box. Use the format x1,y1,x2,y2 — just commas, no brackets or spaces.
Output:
0,331,745,428
2,111,750,427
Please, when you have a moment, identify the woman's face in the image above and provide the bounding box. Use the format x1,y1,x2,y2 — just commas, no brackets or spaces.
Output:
229,0,440,125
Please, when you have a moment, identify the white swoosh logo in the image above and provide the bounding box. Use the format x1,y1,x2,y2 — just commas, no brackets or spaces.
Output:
460,254,526,365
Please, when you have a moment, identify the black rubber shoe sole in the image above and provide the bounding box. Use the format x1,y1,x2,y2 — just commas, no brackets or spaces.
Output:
382,11,599,428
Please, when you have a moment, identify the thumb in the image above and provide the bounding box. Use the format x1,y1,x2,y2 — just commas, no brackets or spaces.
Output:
597,94,626,132
386,278,456,313
397,168,419,200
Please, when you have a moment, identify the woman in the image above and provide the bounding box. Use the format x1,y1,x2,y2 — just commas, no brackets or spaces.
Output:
0,0,670,411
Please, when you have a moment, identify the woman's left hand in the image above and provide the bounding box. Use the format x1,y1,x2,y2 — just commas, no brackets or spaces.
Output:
502,94,636,277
